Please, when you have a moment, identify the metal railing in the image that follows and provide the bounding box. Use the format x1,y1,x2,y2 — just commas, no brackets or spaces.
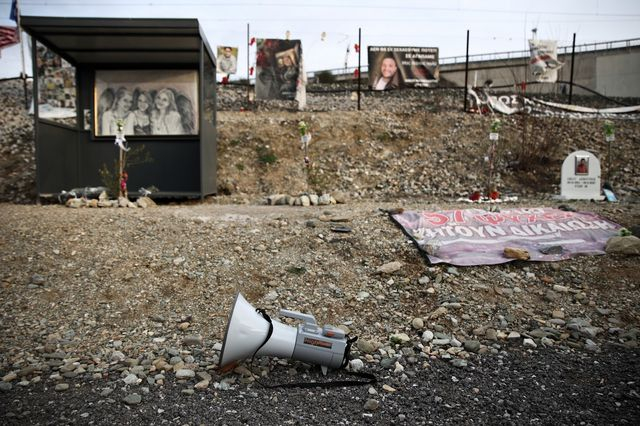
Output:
439,37,640,65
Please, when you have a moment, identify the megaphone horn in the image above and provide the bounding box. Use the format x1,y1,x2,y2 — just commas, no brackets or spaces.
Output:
219,293,353,370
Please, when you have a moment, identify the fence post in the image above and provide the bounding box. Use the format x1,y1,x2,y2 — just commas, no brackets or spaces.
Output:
463,30,469,112
246,23,250,102
569,33,576,105
357,28,361,111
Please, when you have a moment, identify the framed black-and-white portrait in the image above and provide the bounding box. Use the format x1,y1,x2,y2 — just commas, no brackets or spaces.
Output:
94,70,198,137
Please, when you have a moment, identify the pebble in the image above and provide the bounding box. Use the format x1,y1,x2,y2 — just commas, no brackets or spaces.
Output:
175,369,196,379
585,339,599,352
183,335,203,346
382,384,397,392
123,374,139,385
357,340,376,354
55,383,69,392
111,351,126,362
0,382,12,391
485,329,498,341
541,337,555,347
429,306,448,319
364,399,380,411
123,393,142,405
197,371,212,382
349,359,364,372
545,290,559,301
30,273,46,285
100,388,113,397
451,359,468,368
523,338,537,348
2,372,17,382
377,261,403,274
507,331,521,340
194,380,210,390
390,333,411,345
463,340,481,353
421,330,434,343
411,317,424,330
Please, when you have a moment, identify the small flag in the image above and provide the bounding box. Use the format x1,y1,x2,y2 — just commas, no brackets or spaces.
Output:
221,75,229,85
10,0,18,22
354,43,360,53
0,26,19,50
354,69,359,78
249,66,254,76
249,37,256,46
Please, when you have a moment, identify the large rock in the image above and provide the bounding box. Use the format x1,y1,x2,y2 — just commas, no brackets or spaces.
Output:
136,196,157,208
606,236,640,255
504,247,530,260
376,261,403,274
267,194,287,205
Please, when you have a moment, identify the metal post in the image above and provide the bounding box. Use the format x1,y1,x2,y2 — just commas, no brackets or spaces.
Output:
463,30,469,112
569,33,576,105
247,23,250,102
357,28,361,111
16,0,28,108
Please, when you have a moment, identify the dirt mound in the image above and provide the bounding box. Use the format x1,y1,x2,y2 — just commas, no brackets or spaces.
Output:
1,79,639,204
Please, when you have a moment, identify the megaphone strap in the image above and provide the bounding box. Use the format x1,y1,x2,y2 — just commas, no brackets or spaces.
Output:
256,370,377,389
251,308,274,363
341,335,358,369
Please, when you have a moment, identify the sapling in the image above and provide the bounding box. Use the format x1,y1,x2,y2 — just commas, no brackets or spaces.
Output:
486,118,501,199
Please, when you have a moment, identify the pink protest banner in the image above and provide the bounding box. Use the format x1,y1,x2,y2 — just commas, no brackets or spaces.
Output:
391,208,621,266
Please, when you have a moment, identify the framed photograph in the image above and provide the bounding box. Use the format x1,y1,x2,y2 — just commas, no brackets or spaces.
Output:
575,155,589,175
216,46,238,75
368,46,439,91
94,70,198,137
255,39,301,101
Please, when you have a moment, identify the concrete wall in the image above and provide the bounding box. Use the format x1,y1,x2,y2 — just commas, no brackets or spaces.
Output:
596,51,640,97
438,45,640,97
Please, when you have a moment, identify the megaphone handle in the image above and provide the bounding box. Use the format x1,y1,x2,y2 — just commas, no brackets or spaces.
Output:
279,309,316,325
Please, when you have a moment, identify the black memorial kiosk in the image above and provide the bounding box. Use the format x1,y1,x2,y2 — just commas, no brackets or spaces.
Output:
21,17,217,199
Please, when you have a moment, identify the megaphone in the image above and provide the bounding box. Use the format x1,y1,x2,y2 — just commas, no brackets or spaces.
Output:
219,293,353,371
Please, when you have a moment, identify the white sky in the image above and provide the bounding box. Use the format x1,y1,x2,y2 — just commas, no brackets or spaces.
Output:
1,0,639,79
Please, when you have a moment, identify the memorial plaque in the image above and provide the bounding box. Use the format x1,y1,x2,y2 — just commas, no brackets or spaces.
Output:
560,150,603,200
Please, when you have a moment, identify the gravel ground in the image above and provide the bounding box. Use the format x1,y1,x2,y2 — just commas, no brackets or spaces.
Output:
1,347,639,425
1,78,639,424
1,199,639,425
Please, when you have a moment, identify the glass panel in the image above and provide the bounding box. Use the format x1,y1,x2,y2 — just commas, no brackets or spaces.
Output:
36,41,76,127
203,50,216,126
